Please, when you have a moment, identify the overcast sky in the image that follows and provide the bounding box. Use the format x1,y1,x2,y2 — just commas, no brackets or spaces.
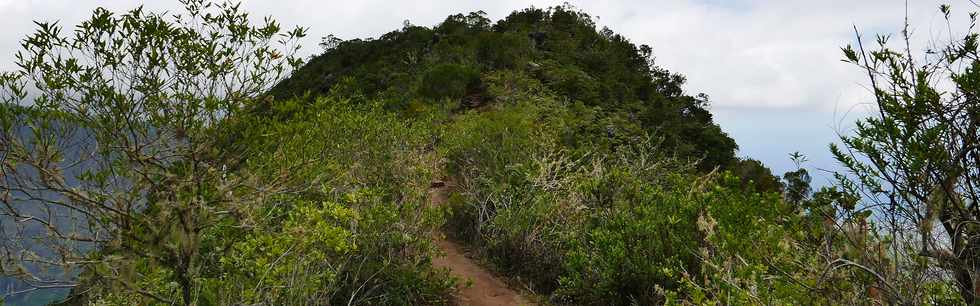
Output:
0,0,973,182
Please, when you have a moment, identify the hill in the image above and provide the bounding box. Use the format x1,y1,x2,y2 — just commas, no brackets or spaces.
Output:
5,2,967,305
266,6,738,170
1,5,791,306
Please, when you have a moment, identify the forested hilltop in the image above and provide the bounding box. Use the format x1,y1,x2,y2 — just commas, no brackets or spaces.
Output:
1,1,977,305
267,7,745,172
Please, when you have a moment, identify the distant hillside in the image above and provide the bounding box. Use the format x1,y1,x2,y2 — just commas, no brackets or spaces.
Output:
0,108,89,305
268,6,738,170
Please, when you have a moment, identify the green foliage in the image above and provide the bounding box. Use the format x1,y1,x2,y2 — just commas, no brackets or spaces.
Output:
783,168,812,205
438,107,836,304
67,96,454,305
438,99,567,242
475,32,530,69
731,158,784,194
271,5,738,170
434,89,802,303
420,63,481,100
0,1,306,304
201,190,447,305
559,172,702,305
830,5,980,303
9,2,966,306
538,60,601,104
220,199,358,294
210,98,451,305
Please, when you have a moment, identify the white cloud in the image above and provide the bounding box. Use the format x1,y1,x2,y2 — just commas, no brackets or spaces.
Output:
0,0,966,111
574,0,959,111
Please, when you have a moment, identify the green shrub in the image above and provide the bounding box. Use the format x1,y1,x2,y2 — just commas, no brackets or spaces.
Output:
482,69,547,104
203,188,450,305
538,60,600,105
218,98,451,305
419,63,481,100
475,32,531,69
559,173,703,305
77,97,453,305
438,102,855,304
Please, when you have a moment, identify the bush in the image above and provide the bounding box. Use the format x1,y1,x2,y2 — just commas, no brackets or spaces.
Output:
538,60,600,105
440,101,729,303
475,32,531,69
73,97,454,305
559,173,703,305
437,94,868,304
419,63,481,100
227,97,451,304
204,189,450,305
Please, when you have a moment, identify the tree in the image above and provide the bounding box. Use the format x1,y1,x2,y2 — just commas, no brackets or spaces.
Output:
783,152,812,205
732,157,784,193
836,4,980,303
0,1,305,304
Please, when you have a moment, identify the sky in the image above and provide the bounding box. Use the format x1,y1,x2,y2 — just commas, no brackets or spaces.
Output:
0,0,973,184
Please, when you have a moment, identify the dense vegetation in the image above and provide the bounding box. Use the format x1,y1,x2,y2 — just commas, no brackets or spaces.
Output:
0,1,976,305
269,7,741,172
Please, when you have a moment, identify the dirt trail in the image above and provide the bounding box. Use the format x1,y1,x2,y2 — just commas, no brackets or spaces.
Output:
428,182,534,306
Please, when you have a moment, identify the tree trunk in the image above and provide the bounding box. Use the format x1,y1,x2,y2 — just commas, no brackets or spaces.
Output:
178,271,193,306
